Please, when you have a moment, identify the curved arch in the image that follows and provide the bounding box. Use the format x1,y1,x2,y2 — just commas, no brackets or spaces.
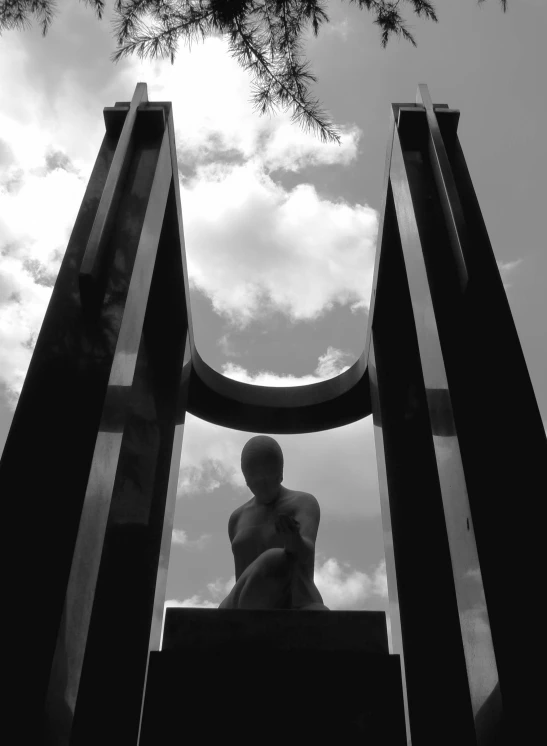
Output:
185,337,372,434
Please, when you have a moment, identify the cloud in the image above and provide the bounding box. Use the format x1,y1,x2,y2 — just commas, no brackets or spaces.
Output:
0,12,374,408
217,333,241,358
171,529,212,550
258,121,360,173
314,556,387,609
0,138,15,168
182,162,377,330
44,149,78,175
165,558,386,614
0,11,112,173
371,558,388,597
220,345,353,386
177,447,238,498
3,5,361,173
0,256,52,407
496,258,522,290
165,596,217,609
321,18,352,42
1,5,362,174
165,575,235,609
0,158,87,405
206,576,236,601
138,34,361,171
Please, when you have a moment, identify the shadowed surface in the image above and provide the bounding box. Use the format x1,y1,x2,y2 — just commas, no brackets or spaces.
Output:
162,608,389,654
141,608,406,745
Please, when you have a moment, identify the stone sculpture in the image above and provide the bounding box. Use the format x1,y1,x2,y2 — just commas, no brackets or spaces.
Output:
219,436,329,610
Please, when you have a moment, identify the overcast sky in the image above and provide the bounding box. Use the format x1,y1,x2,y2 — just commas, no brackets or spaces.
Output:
1,0,545,647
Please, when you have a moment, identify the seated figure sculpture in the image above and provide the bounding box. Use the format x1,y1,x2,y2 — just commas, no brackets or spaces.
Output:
219,435,329,610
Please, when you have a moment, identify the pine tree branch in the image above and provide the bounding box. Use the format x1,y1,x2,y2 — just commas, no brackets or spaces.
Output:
1,0,510,145
111,5,215,63
232,13,341,143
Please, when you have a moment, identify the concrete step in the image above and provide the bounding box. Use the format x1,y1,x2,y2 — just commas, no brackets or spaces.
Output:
140,609,407,745
161,608,390,654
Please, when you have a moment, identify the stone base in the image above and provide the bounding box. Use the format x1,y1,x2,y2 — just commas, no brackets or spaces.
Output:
140,609,407,745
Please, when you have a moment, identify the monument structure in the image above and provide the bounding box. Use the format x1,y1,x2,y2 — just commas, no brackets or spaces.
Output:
1,83,545,745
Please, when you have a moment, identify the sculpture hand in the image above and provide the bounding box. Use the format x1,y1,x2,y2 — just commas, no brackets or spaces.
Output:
275,514,301,555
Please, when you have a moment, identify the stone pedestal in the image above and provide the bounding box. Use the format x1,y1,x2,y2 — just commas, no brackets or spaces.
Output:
140,609,406,745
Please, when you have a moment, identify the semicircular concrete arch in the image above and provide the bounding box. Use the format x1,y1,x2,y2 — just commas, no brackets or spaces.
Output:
184,321,373,434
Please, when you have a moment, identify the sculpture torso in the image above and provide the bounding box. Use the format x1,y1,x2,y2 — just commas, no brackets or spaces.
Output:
232,489,305,573
227,487,325,610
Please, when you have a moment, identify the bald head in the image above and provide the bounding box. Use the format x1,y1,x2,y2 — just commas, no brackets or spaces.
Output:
241,435,283,473
241,436,284,504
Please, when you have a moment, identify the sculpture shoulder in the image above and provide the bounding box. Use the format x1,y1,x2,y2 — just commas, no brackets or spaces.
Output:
287,490,320,515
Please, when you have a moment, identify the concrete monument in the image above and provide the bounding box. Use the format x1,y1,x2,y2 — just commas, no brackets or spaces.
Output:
2,83,544,744
219,436,328,610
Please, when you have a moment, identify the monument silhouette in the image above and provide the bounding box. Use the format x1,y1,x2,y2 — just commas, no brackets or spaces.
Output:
1,83,545,745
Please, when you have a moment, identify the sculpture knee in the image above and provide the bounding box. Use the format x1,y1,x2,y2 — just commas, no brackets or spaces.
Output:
254,548,292,580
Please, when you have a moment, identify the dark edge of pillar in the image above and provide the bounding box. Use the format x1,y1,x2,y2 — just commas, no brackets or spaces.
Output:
42,104,168,746
434,106,547,741
1,126,118,737
366,103,412,745
70,118,189,746
370,181,476,745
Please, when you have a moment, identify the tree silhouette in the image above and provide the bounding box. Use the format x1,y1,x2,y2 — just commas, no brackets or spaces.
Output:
1,0,508,143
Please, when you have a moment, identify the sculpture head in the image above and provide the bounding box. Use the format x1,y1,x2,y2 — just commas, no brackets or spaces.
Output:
241,435,284,505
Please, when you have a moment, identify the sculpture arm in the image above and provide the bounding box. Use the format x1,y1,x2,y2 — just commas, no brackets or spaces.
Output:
280,493,320,562
228,506,245,580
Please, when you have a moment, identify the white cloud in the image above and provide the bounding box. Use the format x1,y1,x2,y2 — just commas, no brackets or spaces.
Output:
321,18,351,42
0,255,52,406
140,34,361,171
171,529,212,550
314,556,387,609
220,345,353,386
0,13,374,408
182,162,377,330
177,441,240,497
258,120,361,172
314,345,355,379
371,558,388,597
496,258,522,290
165,596,217,609
0,160,88,405
207,576,236,601
217,333,241,357
165,575,235,610
166,557,386,613
0,5,362,174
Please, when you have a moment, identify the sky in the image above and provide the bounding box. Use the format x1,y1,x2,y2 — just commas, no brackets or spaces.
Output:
0,0,546,658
